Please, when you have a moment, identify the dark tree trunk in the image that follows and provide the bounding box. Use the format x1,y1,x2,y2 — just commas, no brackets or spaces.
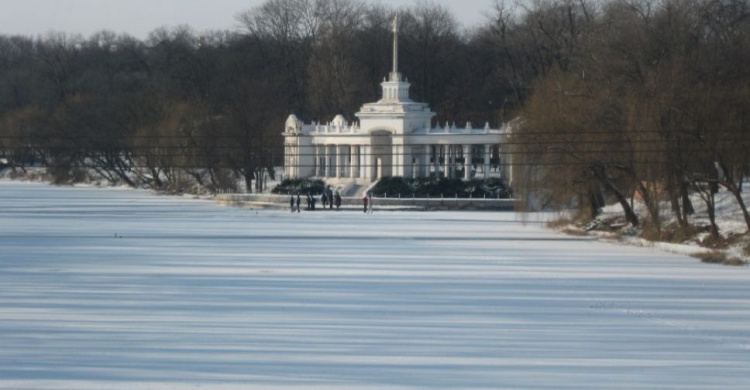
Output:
727,187,750,233
706,197,720,239
589,188,604,218
243,170,254,194
681,180,694,216
669,172,688,229
113,169,137,188
605,180,639,227
718,162,750,232
597,173,638,226
184,169,205,187
592,166,639,226
149,167,163,188
670,193,688,229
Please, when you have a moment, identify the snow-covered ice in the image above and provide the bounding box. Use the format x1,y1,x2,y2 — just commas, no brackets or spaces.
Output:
1,181,749,389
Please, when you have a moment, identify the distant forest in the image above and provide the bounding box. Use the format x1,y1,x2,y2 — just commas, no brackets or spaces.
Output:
0,0,749,234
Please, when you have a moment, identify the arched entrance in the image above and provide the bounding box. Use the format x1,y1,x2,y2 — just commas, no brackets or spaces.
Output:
370,130,393,180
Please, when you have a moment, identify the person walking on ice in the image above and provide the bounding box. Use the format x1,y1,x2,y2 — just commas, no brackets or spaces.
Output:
296,193,301,213
362,194,369,213
289,195,295,213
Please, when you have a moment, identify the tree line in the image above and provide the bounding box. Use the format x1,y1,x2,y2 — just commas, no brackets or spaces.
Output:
511,0,750,237
0,0,513,193
0,0,748,236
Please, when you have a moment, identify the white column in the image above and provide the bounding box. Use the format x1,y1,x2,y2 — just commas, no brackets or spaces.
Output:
399,145,405,177
393,145,402,177
450,146,456,179
452,145,457,179
418,146,425,178
327,145,334,177
508,144,514,188
443,145,450,179
356,145,362,177
349,146,356,178
358,146,365,179
320,146,325,177
427,145,431,178
418,145,427,179
313,146,319,177
331,145,338,178
336,145,343,178
412,146,418,178
286,144,293,179
322,145,327,177
315,146,320,177
344,145,353,177
483,144,491,178
451,145,459,179
430,145,436,178
363,145,372,181
396,145,400,177
403,145,412,179
464,144,472,180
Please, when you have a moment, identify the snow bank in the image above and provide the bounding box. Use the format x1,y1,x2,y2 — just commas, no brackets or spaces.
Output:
597,186,750,262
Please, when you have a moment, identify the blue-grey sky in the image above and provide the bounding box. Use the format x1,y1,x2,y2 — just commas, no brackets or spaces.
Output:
0,0,497,39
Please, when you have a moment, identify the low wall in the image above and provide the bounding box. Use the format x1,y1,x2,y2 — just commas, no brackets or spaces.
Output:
217,193,516,211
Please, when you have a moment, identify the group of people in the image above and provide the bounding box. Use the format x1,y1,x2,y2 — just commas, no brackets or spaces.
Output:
289,193,318,212
289,187,374,214
288,192,325,212
289,185,342,212
320,185,342,210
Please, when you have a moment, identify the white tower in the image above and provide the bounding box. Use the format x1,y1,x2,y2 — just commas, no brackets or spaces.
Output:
356,14,435,135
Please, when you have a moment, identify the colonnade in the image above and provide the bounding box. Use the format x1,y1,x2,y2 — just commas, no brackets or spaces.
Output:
313,145,373,180
426,144,499,180
312,143,503,181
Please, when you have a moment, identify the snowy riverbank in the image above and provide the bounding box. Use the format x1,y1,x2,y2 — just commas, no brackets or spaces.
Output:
577,187,750,265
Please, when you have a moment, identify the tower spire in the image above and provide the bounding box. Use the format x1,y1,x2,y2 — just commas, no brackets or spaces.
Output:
391,14,400,80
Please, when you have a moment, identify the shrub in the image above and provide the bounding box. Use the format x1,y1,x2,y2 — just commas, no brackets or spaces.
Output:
371,177,512,198
371,177,411,197
562,228,588,236
414,178,465,197
695,251,727,264
660,223,697,243
640,223,662,242
547,219,572,229
722,257,747,267
272,179,325,195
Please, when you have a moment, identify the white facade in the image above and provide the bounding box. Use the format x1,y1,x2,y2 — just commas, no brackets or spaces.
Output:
284,17,513,186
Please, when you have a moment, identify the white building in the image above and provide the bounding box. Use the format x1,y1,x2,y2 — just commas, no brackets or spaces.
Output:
283,17,513,188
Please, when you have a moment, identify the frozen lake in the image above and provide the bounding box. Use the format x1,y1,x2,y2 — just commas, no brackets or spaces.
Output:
1,181,749,389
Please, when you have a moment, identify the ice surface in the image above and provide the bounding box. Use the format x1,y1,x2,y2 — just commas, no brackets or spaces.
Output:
1,182,749,389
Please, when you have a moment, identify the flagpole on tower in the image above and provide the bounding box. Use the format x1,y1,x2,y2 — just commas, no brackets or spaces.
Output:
392,13,399,80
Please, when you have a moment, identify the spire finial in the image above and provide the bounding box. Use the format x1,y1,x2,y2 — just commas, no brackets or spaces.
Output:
391,14,399,77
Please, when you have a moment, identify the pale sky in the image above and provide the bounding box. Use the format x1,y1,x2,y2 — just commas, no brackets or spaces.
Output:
0,0,497,39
